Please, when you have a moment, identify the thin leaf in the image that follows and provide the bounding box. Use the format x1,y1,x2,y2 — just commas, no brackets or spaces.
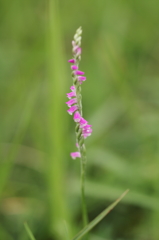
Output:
24,222,36,240
72,189,129,240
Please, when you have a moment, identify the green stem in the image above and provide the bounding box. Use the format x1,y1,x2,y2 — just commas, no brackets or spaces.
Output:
75,92,89,228
75,123,89,228
80,145,88,227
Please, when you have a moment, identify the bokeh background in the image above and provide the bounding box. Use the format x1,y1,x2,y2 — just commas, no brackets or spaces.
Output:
1,0,159,239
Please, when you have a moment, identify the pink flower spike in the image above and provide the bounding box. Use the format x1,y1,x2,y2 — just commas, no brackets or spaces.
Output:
67,105,78,115
70,86,75,91
66,98,77,107
70,152,81,159
68,59,75,63
73,111,81,122
76,143,79,148
71,65,78,70
77,76,86,81
79,117,88,127
67,91,76,99
74,70,85,75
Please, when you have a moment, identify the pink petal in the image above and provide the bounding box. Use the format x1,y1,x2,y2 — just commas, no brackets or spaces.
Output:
70,86,75,91
67,105,78,115
83,128,92,134
79,117,88,127
73,111,81,122
66,98,77,107
68,59,76,63
67,91,76,99
74,70,85,75
83,133,92,138
83,124,92,129
71,65,78,70
77,76,86,81
70,152,81,159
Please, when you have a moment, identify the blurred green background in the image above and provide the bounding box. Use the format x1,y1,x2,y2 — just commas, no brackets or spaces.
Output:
1,0,159,239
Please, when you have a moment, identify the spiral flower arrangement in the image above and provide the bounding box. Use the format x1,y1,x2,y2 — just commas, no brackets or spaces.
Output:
66,27,92,161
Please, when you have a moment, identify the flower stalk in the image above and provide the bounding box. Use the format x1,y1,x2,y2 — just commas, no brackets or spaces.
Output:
66,27,92,228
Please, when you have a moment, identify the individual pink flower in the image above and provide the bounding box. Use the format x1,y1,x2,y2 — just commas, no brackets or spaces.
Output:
74,70,85,75
71,65,78,70
67,105,78,115
77,76,86,84
70,86,75,91
83,128,92,134
70,152,81,159
77,76,86,81
67,91,76,99
82,124,92,130
73,111,81,122
82,125,92,138
66,98,77,107
79,117,88,127
68,59,76,63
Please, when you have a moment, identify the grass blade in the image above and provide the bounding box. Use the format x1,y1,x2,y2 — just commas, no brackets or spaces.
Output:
46,0,72,239
24,222,36,240
0,85,39,198
72,189,129,240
